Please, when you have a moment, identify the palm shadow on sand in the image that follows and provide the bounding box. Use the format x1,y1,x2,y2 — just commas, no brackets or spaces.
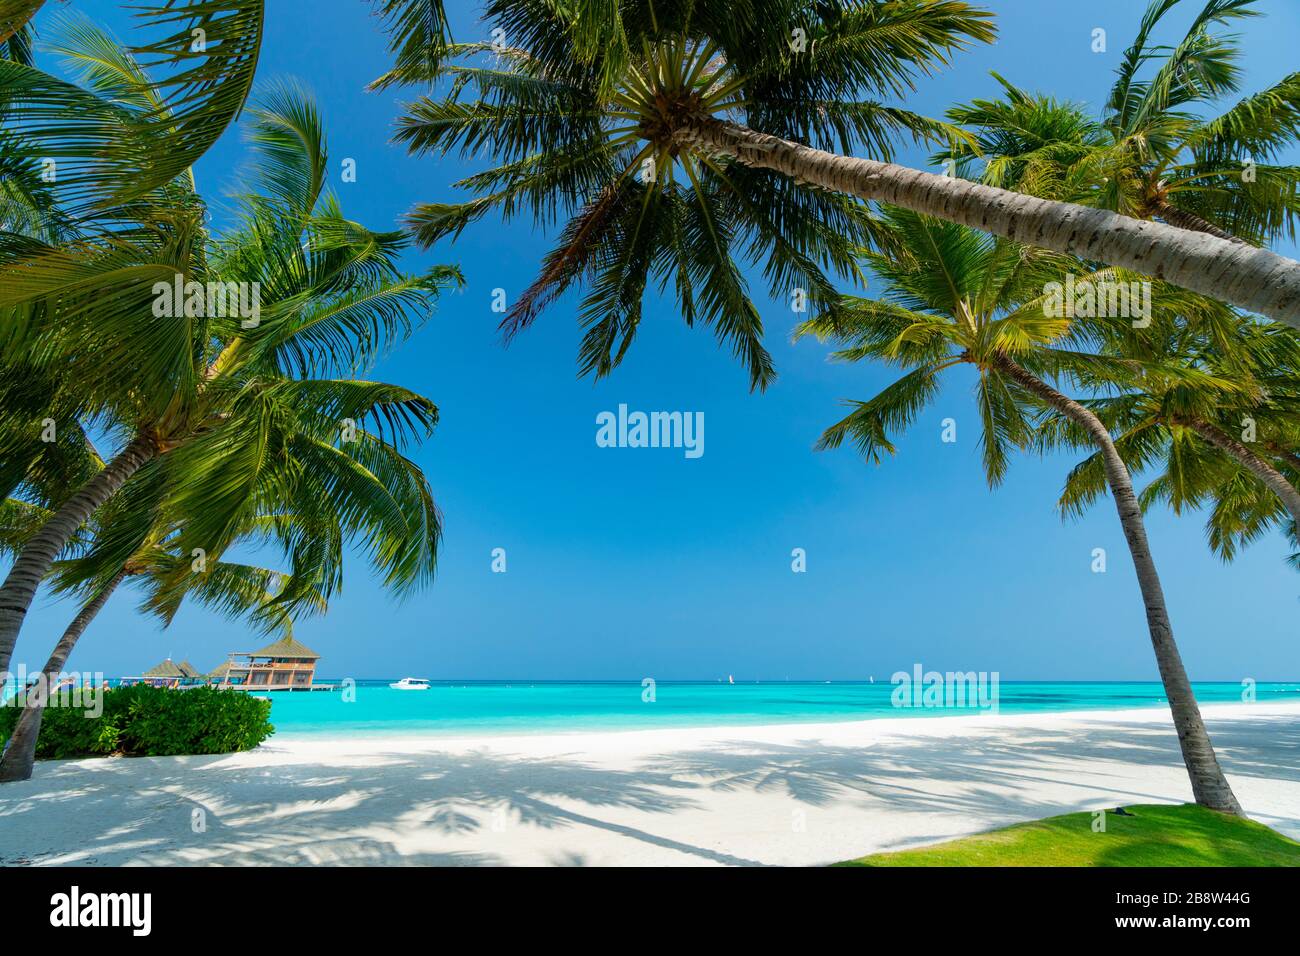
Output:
1,711,1295,865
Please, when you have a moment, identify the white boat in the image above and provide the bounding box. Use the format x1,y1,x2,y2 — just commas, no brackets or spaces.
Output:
389,677,432,690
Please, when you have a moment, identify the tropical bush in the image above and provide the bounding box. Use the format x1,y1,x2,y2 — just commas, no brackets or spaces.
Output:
0,685,273,759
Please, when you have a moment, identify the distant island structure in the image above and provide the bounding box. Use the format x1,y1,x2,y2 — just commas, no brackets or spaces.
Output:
123,637,335,692
211,636,335,692
122,658,204,688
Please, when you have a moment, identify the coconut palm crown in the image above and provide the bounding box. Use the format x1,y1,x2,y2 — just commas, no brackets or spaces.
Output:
1043,312,1300,563
378,0,994,389
0,27,458,677
940,0,1300,244
797,206,1245,813
0,1,267,214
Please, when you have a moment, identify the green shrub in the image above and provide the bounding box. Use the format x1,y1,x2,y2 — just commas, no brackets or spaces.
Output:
0,684,274,759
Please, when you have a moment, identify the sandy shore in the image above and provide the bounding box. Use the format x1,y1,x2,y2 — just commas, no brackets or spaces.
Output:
1,701,1297,866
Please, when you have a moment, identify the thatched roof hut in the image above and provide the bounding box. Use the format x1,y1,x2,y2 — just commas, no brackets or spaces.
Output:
247,636,320,661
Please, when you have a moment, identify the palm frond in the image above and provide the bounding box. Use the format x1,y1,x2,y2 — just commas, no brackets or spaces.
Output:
368,0,451,90
817,362,948,463
125,0,266,194
240,78,328,229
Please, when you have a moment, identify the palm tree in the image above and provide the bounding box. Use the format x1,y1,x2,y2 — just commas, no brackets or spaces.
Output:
0,515,326,783
0,379,443,782
1047,314,1300,560
0,48,459,677
0,186,447,783
0,1,38,64
796,206,1243,813
0,3,270,670
376,0,1300,354
0,2,41,44
942,0,1300,244
1202,463,1300,567
0,396,442,784
0,358,445,781
1,1,266,212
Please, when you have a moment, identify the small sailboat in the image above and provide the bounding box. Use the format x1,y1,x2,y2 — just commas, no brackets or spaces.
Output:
389,677,432,691
728,674,734,684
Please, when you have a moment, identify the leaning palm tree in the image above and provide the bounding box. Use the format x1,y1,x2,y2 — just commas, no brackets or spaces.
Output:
942,0,1300,244
0,1,41,48
797,206,1243,813
1058,410,1300,568
0,1,266,213
0,1,37,65
1046,314,1300,560
377,0,1300,352
0,393,442,781
0,59,458,676
1203,467,1300,568
2,279,444,783
0,3,271,668
0,404,442,783
0,510,329,783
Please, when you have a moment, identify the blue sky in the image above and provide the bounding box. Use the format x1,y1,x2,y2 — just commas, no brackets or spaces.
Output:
13,0,1300,681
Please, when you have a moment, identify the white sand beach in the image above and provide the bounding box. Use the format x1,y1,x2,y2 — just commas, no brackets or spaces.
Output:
1,701,1298,867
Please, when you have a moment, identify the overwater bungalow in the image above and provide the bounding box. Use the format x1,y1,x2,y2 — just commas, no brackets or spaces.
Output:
123,658,205,689
210,636,332,691
205,661,234,686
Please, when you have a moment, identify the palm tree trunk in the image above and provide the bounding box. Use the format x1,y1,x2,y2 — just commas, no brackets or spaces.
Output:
0,433,157,679
1263,441,1300,471
1183,419,1300,537
0,569,126,783
672,117,1300,328
0,2,44,46
1154,202,1240,242
992,355,1243,814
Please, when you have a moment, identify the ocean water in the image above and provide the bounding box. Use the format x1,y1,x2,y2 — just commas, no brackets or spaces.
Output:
253,680,1300,738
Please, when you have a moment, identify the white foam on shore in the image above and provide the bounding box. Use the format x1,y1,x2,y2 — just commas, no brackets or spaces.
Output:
2,701,1297,867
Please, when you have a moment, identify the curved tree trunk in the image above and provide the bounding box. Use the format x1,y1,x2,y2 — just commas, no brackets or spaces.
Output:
0,1,45,46
1184,419,1300,538
1154,201,1240,243
1263,441,1300,471
0,433,157,679
993,355,1243,814
0,569,126,783
672,117,1300,328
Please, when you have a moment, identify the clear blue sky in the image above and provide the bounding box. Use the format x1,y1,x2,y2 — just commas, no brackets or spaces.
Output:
13,0,1300,681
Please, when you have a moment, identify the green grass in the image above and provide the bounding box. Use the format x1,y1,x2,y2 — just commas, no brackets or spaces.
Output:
835,804,1300,867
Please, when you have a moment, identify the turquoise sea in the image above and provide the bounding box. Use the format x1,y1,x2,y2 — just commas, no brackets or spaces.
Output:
247,680,1300,738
